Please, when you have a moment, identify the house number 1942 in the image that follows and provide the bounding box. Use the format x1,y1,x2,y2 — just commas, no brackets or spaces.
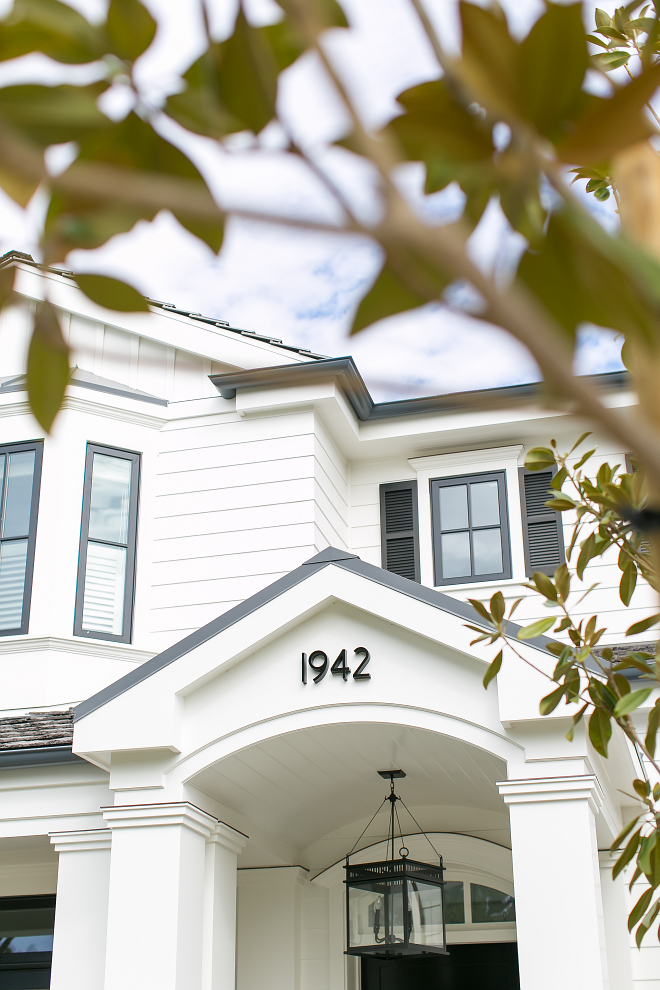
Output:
301,648,371,684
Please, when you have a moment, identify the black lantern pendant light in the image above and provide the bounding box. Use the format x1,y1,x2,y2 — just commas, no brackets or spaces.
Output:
344,770,449,958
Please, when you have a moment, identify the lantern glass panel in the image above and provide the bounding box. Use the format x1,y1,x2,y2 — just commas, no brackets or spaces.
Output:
407,879,445,949
348,880,405,951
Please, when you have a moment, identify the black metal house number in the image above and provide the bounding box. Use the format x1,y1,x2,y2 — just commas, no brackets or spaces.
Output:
301,648,371,684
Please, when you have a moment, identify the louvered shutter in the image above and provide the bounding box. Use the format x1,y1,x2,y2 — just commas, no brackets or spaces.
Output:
380,481,420,582
519,467,565,577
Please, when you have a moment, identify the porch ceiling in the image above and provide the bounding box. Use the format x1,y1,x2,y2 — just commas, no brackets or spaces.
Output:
191,722,508,853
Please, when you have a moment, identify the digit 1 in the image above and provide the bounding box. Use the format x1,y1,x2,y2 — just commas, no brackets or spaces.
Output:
302,653,307,685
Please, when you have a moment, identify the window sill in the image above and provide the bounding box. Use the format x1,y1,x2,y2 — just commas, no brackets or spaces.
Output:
432,577,525,594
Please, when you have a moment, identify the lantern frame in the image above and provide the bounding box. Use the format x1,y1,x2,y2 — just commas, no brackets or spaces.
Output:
343,770,449,959
345,855,448,958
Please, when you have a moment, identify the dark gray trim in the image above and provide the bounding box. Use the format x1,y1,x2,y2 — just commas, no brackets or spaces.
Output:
0,746,84,768
210,358,630,423
0,440,43,637
73,443,140,645
431,471,512,586
74,547,553,723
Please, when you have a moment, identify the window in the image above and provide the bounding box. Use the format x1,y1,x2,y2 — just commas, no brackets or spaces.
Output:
431,472,511,586
0,442,42,636
0,894,55,990
470,884,515,923
74,444,140,643
380,481,420,582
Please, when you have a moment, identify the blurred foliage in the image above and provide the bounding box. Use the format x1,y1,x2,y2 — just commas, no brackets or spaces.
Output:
3,0,660,942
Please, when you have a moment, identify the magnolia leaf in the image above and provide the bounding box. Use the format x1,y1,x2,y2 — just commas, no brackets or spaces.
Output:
517,1,588,139
27,301,70,432
75,274,149,312
559,61,660,164
626,613,660,636
216,8,278,135
351,259,446,335
620,561,638,606
106,0,157,62
490,590,505,623
540,684,565,715
0,83,109,148
588,706,612,757
524,446,556,470
518,616,556,640
612,814,642,853
467,598,492,623
457,2,520,120
646,700,660,757
0,0,106,64
483,650,502,689
630,887,654,930
531,571,557,601
591,50,631,69
613,828,642,878
614,688,653,717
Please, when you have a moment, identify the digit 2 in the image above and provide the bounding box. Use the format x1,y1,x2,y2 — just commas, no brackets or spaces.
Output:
353,647,371,679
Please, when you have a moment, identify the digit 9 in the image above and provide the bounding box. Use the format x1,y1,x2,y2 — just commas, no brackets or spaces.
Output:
308,650,328,683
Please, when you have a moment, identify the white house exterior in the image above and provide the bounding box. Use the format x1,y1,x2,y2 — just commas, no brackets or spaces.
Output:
0,250,655,990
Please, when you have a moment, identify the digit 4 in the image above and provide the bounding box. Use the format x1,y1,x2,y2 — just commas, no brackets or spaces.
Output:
331,649,351,681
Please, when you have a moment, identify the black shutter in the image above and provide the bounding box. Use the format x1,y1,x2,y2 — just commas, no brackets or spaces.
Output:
519,467,565,577
380,481,420,582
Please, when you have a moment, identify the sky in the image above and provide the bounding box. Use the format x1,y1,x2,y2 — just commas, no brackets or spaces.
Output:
0,0,631,401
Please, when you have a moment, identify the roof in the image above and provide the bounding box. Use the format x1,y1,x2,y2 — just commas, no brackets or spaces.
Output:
0,251,326,362
210,356,631,423
0,710,73,749
73,547,554,723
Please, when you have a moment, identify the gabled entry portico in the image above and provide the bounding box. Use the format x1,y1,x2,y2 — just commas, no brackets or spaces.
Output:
54,550,636,990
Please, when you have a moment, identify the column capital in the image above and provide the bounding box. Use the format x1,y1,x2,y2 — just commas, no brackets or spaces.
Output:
102,802,217,838
207,821,248,855
498,774,604,815
50,829,111,853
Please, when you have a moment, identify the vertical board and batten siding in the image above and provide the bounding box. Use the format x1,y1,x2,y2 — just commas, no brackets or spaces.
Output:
150,412,347,651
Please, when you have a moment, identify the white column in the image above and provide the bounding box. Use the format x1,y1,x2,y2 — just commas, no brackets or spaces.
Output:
598,851,634,990
202,822,248,990
49,829,111,990
236,867,306,990
103,802,216,990
499,776,609,990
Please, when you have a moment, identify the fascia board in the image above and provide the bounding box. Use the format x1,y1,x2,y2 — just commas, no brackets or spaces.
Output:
12,266,308,370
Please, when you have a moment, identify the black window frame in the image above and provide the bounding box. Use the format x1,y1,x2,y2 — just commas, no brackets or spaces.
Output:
431,471,512,586
0,440,43,637
74,442,140,644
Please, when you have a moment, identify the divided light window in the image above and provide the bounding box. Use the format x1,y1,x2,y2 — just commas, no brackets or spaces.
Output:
431,472,511,586
74,444,140,644
0,442,42,636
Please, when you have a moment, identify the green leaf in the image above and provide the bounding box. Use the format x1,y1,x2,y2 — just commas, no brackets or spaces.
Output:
620,561,638,606
555,563,571,601
611,814,642,852
531,571,557,602
540,684,566,715
588,706,612,757
558,61,660,164
591,49,632,70
0,82,110,148
629,887,654,930
594,8,612,29
517,1,588,139
614,688,653,717
457,2,520,120
545,497,577,511
524,447,556,471
518,616,556,640
627,613,660,636
490,591,505,623
106,0,156,62
483,650,503,689
613,828,641,878
350,258,447,335
27,301,70,433
467,598,492,624
0,0,106,64
75,274,149,312
646,700,660,757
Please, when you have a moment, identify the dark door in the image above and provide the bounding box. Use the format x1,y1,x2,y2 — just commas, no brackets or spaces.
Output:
361,942,520,990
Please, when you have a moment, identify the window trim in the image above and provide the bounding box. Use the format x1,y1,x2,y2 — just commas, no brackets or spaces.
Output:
0,440,43,637
430,470,512,586
74,442,140,644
